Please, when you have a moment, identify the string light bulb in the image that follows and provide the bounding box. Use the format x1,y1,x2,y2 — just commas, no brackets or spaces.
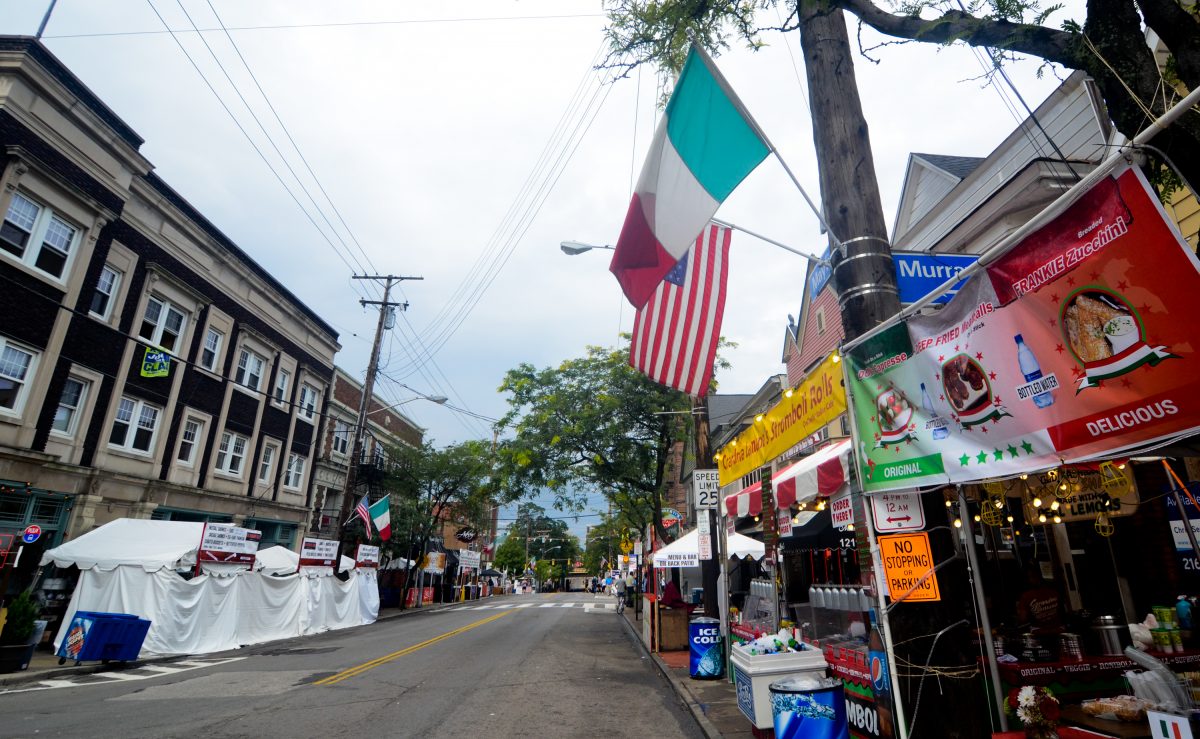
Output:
755,414,764,423
832,353,841,363
1050,500,1060,511
1032,497,1043,508
785,388,794,398
1053,515,1062,524
847,523,855,531
973,515,981,522
816,500,827,511
994,498,1004,509
1020,474,1028,480
1038,514,1047,523
1007,515,1014,523
953,518,962,528
945,499,953,508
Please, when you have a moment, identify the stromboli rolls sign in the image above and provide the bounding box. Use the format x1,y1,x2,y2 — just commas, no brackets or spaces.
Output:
847,163,1200,493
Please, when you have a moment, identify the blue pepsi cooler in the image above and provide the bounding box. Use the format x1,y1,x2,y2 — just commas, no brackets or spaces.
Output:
688,616,724,679
769,676,849,739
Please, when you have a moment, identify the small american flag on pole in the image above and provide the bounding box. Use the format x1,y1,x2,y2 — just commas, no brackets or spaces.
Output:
352,494,373,536
630,223,730,397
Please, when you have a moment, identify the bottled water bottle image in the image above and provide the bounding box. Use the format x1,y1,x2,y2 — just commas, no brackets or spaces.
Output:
1015,334,1054,408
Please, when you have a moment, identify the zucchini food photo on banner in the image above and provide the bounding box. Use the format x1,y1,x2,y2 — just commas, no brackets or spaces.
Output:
848,162,1200,493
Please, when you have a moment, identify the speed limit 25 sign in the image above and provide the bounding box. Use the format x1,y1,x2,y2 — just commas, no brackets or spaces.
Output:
693,469,721,509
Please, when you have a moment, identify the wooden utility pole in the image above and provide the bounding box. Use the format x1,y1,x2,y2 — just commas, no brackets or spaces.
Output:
336,274,422,558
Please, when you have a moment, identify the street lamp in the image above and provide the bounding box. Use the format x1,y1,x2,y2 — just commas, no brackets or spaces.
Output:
560,240,614,256
368,393,448,416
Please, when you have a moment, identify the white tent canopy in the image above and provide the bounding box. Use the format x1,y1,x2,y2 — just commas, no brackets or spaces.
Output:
254,545,355,577
652,528,765,568
40,519,204,572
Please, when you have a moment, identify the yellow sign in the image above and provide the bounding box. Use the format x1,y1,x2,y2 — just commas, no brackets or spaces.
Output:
140,347,170,378
878,532,940,603
619,539,633,554
717,352,846,486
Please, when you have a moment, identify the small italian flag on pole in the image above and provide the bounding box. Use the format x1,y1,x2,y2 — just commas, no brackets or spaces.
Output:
368,495,391,541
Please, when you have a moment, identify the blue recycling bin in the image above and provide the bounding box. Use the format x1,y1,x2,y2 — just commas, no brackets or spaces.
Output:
56,611,151,665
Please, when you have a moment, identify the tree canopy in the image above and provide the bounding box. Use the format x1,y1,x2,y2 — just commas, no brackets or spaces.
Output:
603,0,1200,190
492,504,581,577
496,341,703,543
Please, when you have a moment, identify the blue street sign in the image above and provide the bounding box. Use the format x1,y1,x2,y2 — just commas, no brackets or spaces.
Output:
893,251,978,305
807,245,834,300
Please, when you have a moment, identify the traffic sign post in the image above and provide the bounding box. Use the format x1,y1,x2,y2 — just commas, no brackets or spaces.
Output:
878,532,941,603
871,493,926,533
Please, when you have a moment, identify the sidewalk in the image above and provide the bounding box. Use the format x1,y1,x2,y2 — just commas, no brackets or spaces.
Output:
618,602,756,739
0,591,491,688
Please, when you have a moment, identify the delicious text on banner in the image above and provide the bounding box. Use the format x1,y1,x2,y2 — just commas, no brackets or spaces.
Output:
718,352,846,485
848,164,1200,492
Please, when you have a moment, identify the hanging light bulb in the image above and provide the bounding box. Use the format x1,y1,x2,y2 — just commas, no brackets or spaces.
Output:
1007,515,1014,523
755,414,765,423
847,523,855,531
1038,514,1047,523
1118,462,1126,470
1050,500,1061,511
1060,482,1068,491
785,388,794,398
1053,515,1062,524
1032,497,1043,508
973,515,981,522
945,499,953,508
816,500,827,511
1015,530,1021,536
953,518,962,528
753,515,760,522
995,498,1004,509
832,352,841,363
1020,474,1029,480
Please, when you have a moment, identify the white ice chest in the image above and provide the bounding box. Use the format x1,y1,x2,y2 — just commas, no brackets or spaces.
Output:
730,644,829,729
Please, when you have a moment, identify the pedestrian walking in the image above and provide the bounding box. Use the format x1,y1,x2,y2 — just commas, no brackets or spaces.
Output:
614,575,627,614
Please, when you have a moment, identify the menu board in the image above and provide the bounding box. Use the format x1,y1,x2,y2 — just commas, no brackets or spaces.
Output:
356,544,380,568
197,523,261,566
299,537,339,568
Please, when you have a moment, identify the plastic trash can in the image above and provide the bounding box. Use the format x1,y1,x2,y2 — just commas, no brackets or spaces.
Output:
691,587,704,605
769,675,849,739
688,616,724,679
56,611,151,665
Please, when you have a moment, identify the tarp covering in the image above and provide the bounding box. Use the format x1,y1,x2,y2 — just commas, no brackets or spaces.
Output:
43,520,379,656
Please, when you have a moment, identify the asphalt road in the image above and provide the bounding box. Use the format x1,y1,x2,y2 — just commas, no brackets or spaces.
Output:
0,592,705,739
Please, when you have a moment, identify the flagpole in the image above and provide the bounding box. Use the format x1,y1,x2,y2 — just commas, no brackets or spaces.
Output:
711,218,831,266
688,41,844,248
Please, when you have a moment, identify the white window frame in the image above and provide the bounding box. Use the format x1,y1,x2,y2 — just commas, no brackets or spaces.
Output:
50,375,89,437
89,265,121,320
258,441,279,484
138,295,188,355
235,348,266,392
0,191,81,281
0,338,38,417
199,328,223,372
214,430,248,477
297,382,319,422
274,368,291,404
332,420,350,456
108,396,161,454
176,417,204,466
284,452,305,490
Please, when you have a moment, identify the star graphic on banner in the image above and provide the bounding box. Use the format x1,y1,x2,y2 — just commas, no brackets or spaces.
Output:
935,373,941,381
866,458,877,476
938,355,944,362
959,453,971,466
1066,276,1076,286
1007,444,1020,458
1121,378,1133,388
989,371,997,381
1055,344,1065,354
976,352,984,360
977,451,989,464
893,445,901,454
991,417,1001,425
993,448,1004,461
954,345,960,351
993,395,1003,405
939,394,945,402
874,432,881,441
1117,281,1128,290
1050,293,1059,303
1071,366,1086,379
980,426,989,434
1048,318,1057,327
1021,440,1035,454
1140,303,1152,313
906,437,915,445
870,415,876,423
909,423,916,431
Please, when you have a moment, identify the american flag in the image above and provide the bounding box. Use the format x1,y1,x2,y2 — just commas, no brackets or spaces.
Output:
630,223,730,397
352,494,373,536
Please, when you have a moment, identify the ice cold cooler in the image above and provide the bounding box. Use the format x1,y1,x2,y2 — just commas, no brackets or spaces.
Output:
689,616,724,679
769,676,849,739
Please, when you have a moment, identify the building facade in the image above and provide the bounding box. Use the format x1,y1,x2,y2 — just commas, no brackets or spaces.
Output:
0,37,340,576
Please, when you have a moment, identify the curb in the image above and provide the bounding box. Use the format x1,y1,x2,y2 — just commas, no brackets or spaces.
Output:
618,612,723,739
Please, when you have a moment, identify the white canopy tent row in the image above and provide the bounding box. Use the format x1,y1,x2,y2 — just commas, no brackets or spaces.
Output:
651,528,765,569
39,519,379,657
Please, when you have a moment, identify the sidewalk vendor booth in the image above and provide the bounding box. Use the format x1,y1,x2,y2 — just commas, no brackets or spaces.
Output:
39,519,379,657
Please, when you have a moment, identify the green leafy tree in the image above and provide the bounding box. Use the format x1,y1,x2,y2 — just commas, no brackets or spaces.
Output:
492,533,527,575
382,439,496,608
497,342,711,544
604,0,1200,195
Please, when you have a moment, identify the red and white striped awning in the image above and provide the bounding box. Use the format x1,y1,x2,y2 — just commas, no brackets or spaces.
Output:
723,439,854,519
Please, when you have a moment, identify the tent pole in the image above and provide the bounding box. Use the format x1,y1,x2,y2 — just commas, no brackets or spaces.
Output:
959,489,1008,733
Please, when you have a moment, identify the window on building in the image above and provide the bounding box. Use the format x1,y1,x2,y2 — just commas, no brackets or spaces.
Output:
138,296,187,354
815,307,826,335
200,329,223,372
235,348,265,391
258,442,278,484
0,339,36,413
332,420,350,455
245,519,297,549
274,369,290,403
108,396,160,453
284,452,305,489
298,383,318,421
176,417,204,465
51,376,88,436
89,266,120,319
0,192,80,279
214,431,248,476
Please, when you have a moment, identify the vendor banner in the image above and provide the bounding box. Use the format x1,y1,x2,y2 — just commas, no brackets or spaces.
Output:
299,537,339,568
356,544,381,568
718,352,846,485
848,163,1200,492
458,549,481,571
197,523,261,566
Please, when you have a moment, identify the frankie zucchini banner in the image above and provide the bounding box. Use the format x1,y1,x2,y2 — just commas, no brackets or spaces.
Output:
847,163,1200,493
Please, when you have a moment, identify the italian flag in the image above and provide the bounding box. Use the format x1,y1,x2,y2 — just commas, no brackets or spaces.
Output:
369,495,391,541
610,45,770,309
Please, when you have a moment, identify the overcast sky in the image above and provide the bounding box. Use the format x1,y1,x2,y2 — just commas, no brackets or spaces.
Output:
1,1,1085,538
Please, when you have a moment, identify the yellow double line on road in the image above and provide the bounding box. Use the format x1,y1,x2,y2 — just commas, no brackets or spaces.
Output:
313,611,511,686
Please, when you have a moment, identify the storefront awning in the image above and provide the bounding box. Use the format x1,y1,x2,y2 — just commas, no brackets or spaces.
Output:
723,439,854,519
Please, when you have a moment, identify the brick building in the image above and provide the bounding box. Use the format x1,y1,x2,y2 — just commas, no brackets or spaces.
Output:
0,37,340,574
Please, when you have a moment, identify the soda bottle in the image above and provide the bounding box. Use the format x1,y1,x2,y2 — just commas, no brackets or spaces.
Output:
920,382,949,440
868,609,896,738
1015,334,1054,408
